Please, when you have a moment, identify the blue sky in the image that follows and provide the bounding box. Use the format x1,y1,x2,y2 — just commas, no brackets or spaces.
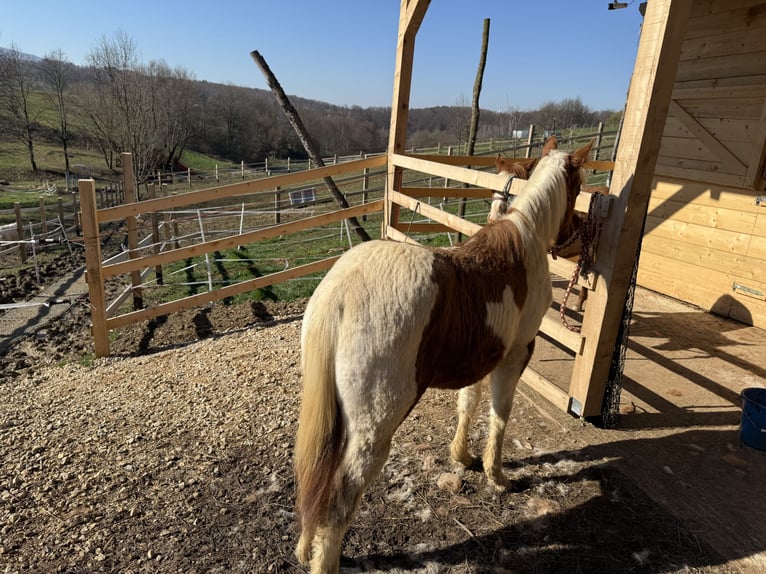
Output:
1,1,646,112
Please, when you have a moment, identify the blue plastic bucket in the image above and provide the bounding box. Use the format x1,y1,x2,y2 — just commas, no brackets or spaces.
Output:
740,388,766,451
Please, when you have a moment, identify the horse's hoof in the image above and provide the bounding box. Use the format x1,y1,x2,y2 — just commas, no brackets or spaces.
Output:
449,441,474,468
485,469,511,491
295,537,311,566
450,451,474,469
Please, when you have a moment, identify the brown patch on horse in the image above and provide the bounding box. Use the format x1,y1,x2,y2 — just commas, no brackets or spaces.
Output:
414,219,528,394
495,156,536,178
553,139,594,249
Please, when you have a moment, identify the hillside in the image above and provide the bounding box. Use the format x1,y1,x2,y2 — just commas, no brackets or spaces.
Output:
0,44,619,187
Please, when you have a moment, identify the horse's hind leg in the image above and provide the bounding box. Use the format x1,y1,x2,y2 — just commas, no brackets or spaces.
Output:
483,340,534,489
310,428,397,573
450,381,483,467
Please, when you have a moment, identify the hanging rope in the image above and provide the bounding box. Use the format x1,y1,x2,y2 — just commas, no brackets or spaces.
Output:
550,192,605,333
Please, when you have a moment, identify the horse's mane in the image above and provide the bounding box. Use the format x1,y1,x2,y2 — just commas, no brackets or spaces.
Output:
506,150,571,246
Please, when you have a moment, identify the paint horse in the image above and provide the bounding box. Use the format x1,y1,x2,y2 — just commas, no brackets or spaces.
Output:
294,137,593,573
492,155,590,312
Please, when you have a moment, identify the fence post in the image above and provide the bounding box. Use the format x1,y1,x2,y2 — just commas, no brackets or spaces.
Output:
241,160,245,179
57,198,65,232
595,121,605,161
122,153,143,310
71,191,80,236
146,185,163,285
79,178,110,357
39,198,48,236
274,186,281,224
525,124,535,158
188,167,192,188
13,203,26,262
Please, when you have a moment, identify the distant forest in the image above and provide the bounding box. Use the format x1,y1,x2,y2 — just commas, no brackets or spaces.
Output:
0,34,621,183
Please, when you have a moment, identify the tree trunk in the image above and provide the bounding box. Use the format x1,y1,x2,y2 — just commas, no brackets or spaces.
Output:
457,18,490,241
250,50,371,242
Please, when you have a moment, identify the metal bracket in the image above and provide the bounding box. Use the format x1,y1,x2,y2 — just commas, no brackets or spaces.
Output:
733,282,766,301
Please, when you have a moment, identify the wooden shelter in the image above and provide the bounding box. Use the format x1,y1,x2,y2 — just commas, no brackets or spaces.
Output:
382,0,766,419
638,1,766,328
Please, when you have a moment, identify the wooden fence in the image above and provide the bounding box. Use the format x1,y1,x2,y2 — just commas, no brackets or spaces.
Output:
80,140,614,357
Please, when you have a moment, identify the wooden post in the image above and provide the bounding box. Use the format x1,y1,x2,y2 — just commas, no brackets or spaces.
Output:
385,0,431,237
251,49,371,242
121,153,143,310
595,121,605,161
458,17,490,241
525,124,535,158
188,167,191,188
567,0,693,418
13,203,26,262
146,185,163,285
39,198,48,236
79,178,109,357
362,167,369,222
71,191,80,235
57,198,65,232
274,187,281,224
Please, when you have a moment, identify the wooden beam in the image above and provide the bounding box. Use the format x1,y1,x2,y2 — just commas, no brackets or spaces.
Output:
521,368,570,413
400,186,494,199
385,0,431,232
79,179,110,357
568,0,693,418
393,153,528,193
667,99,746,172
389,190,482,236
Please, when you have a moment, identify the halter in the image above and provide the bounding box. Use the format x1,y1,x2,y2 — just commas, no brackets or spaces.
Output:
492,174,516,203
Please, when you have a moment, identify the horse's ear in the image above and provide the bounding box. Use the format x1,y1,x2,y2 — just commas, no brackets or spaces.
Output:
520,158,537,177
570,139,595,168
541,136,558,156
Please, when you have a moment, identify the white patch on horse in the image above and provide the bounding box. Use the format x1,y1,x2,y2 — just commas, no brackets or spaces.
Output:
484,285,522,349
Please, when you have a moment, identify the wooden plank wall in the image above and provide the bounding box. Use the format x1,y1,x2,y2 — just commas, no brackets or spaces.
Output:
638,0,766,328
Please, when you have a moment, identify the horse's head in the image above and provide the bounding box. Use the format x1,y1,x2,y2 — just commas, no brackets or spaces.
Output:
541,137,594,249
488,156,536,223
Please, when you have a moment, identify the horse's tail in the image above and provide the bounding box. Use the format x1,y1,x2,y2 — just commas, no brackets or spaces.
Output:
294,314,344,539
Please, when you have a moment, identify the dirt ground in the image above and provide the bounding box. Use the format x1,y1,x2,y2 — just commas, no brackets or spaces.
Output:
1,241,765,573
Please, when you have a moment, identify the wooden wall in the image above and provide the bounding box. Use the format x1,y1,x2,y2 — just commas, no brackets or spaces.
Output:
638,0,766,327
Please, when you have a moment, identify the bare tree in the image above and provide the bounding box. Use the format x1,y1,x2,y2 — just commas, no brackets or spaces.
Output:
147,60,201,169
0,45,39,171
40,49,74,187
82,31,158,182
